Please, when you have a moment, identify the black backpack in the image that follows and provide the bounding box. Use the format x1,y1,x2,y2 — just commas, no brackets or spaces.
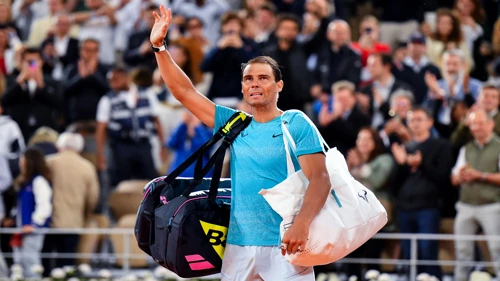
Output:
134,112,251,278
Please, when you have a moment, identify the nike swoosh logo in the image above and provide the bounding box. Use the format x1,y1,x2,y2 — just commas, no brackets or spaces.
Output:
241,132,248,137
272,133,283,138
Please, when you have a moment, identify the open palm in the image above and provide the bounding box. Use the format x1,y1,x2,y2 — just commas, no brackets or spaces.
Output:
150,5,172,47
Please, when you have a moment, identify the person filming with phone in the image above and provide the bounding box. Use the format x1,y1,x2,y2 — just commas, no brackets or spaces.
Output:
351,15,391,83
0,47,60,142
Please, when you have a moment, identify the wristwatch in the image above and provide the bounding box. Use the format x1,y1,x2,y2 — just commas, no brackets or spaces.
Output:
151,42,166,52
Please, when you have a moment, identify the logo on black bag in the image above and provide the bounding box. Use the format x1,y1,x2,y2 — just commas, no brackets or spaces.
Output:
184,254,215,271
358,190,369,203
199,220,228,259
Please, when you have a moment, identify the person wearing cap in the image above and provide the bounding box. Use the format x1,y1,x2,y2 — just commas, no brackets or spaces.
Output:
393,32,441,105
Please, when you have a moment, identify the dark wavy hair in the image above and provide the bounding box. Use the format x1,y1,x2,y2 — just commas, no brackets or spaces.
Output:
17,147,51,188
241,56,282,82
432,8,464,43
453,0,485,24
358,127,386,163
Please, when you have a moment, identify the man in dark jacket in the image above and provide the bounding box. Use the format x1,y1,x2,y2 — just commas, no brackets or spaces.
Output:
359,53,411,128
318,80,371,155
391,107,453,280
123,4,159,71
200,11,259,109
1,48,60,141
313,19,362,93
261,14,318,111
62,38,110,126
392,32,441,105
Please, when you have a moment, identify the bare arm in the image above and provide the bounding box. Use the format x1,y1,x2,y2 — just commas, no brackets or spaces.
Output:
65,0,77,12
296,153,331,225
153,117,165,145
282,152,331,255
481,173,500,185
95,122,107,171
70,11,95,24
152,6,215,128
451,173,462,186
86,168,100,215
71,5,117,26
452,169,500,186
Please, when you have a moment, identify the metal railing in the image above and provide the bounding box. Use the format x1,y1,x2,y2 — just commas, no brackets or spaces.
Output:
0,228,141,274
0,228,498,280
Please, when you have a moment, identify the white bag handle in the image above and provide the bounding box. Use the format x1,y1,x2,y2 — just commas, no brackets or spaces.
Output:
280,111,344,207
282,125,296,177
280,111,330,177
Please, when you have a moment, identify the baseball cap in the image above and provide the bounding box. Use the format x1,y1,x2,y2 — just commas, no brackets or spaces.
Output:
407,32,426,44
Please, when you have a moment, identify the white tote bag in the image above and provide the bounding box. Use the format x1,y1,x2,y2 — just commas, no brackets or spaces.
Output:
259,114,388,266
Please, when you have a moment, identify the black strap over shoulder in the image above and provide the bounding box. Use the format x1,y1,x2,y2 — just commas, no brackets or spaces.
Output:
165,111,252,201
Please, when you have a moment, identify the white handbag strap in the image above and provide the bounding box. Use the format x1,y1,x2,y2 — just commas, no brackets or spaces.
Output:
281,111,330,176
281,121,296,177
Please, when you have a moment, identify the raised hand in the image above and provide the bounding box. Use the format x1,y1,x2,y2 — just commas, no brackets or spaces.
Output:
391,143,407,165
150,5,172,47
347,149,361,169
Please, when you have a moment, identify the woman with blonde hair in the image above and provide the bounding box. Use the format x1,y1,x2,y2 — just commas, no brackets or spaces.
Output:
28,126,59,156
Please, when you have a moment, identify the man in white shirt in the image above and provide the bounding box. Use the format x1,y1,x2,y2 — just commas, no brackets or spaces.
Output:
425,49,482,127
0,155,10,279
27,0,79,47
41,14,80,81
95,67,166,186
71,0,118,66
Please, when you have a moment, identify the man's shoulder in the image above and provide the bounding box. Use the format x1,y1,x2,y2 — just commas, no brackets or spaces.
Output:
214,105,251,131
283,110,317,131
345,45,361,57
0,115,17,127
215,104,240,120
423,63,440,72
283,109,309,122
429,137,452,148
469,78,483,88
47,151,95,170
394,78,411,90
489,135,500,146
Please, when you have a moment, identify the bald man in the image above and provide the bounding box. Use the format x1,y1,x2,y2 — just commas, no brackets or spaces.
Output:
451,109,500,281
312,19,362,96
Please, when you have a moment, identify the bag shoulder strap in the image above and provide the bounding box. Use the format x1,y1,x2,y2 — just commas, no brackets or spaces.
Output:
177,111,252,198
281,110,329,154
164,111,252,184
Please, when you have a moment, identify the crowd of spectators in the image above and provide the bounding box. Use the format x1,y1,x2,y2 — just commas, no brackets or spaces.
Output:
1,0,500,279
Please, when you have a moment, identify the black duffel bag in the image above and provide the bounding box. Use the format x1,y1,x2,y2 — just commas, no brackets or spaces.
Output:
134,111,251,278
